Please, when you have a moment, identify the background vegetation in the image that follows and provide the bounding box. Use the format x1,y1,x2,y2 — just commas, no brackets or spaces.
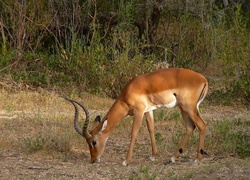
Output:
0,0,249,104
0,1,249,178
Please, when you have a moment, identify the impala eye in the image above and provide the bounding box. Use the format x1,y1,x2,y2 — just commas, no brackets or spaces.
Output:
92,141,97,146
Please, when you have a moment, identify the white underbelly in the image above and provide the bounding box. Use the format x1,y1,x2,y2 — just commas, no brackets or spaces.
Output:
145,98,178,112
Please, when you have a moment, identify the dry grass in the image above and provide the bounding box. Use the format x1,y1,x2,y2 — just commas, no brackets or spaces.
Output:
0,88,114,112
0,89,114,158
0,89,249,179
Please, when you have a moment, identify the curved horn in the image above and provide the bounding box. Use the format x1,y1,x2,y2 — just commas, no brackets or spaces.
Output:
62,97,92,139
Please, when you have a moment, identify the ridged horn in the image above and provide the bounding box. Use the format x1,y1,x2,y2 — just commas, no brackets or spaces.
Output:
62,97,92,139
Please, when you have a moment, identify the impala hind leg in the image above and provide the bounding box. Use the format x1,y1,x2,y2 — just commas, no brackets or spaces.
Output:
170,109,195,163
190,112,207,161
145,111,157,161
180,106,207,162
123,111,144,166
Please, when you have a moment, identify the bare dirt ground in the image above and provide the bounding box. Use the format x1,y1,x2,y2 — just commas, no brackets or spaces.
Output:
0,149,249,180
0,91,249,179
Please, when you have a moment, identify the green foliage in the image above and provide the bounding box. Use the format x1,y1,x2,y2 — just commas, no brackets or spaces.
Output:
155,132,164,143
0,1,249,104
154,109,180,122
169,110,181,121
207,119,250,158
25,130,72,154
23,117,72,154
212,5,250,104
128,165,156,180
154,109,168,122
208,88,238,105
25,135,45,153
172,130,185,146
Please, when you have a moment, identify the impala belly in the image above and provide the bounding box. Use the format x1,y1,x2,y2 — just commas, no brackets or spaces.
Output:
145,90,178,112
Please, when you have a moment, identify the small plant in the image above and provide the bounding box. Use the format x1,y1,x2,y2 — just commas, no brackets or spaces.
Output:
62,153,71,162
24,127,72,154
154,109,168,121
155,132,164,143
25,136,45,153
207,118,250,158
47,133,71,153
235,131,250,158
128,166,157,180
171,130,185,146
169,110,180,121
139,166,156,180
7,104,14,113
154,109,180,122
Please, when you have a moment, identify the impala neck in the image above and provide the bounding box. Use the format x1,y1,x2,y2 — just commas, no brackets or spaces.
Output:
100,99,129,137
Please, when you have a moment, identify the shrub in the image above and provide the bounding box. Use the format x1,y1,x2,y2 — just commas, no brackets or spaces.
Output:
207,118,250,158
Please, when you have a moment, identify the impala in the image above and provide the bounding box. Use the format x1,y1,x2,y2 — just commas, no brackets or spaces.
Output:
63,68,208,166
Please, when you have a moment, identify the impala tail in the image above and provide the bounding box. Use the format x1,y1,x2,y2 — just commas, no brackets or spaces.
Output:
197,83,208,115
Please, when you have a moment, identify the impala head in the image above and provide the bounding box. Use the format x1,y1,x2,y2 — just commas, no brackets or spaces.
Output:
84,116,108,163
63,97,108,163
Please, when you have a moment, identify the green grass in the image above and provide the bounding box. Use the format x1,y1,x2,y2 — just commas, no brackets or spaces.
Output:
128,165,157,180
154,108,181,122
206,118,250,158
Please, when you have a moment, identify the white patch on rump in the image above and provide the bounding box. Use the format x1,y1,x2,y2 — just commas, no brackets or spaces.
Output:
196,92,206,115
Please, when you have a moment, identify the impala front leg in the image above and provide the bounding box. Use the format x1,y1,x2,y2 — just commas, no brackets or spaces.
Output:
145,111,157,161
123,111,144,166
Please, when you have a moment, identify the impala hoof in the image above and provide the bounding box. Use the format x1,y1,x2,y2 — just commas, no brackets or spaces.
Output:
91,158,101,163
150,156,155,162
122,160,128,166
194,158,202,164
169,156,175,163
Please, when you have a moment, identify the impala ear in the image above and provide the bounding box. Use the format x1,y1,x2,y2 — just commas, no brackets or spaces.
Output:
101,120,107,132
94,115,101,122
92,115,101,129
